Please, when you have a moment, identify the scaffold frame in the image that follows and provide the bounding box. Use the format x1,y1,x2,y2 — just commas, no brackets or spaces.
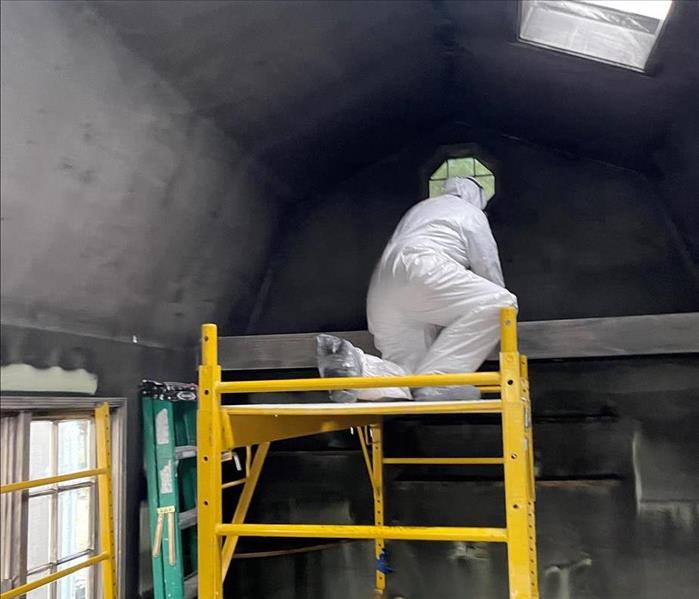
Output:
197,307,538,598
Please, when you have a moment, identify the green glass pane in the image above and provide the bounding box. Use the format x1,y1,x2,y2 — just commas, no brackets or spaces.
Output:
448,157,475,177
474,159,492,176
477,175,495,201
429,179,444,197
430,161,448,180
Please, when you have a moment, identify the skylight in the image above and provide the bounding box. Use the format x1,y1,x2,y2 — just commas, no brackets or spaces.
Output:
519,0,673,71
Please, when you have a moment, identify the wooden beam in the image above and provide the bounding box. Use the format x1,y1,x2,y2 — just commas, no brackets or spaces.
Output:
218,313,699,370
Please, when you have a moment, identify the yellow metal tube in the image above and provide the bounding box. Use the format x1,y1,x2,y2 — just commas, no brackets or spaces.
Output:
217,371,500,394
371,423,385,593
221,442,270,581
201,323,218,366
520,354,529,379
222,478,247,490
223,400,502,416
0,552,110,599
0,468,106,494
95,402,117,599
357,427,374,485
383,457,504,465
500,309,539,597
500,306,518,353
215,524,508,543
198,323,224,598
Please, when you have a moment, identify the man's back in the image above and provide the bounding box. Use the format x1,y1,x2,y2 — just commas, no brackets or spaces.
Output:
320,177,516,400
385,192,485,269
377,178,504,287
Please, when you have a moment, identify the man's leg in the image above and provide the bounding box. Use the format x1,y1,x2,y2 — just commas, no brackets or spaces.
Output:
371,322,441,374
404,265,516,400
416,272,517,375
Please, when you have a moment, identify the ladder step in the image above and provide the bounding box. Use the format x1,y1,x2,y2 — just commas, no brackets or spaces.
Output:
179,508,197,530
184,573,198,599
175,445,197,460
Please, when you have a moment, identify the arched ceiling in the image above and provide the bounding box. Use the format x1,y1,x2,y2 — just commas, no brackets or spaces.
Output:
94,0,698,194
92,0,446,198
93,0,698,263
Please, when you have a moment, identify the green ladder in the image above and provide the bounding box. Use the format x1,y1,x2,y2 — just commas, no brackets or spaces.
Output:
141,381,199,599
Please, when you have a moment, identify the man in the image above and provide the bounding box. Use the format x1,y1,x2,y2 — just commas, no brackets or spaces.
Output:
317,176,517,402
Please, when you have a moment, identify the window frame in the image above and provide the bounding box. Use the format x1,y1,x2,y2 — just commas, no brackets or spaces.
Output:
26,416,97,598
516,0,674,74
421,143,500,202
0,397,126,599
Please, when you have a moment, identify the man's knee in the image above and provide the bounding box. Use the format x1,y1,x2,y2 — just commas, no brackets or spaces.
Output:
477,287,517,314
490,286,517,311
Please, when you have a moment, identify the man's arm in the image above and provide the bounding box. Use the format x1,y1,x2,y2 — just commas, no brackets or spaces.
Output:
464,212,506,287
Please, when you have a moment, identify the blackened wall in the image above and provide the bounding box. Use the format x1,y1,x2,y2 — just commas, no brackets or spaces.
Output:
249,124,698,334
0,2,283,595
235,124,699,598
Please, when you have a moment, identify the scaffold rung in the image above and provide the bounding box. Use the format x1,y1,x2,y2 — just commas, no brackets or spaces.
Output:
216,523,508,543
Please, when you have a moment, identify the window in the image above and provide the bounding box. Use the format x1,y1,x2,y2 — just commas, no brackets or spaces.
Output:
27,418,96,599
519,0,673,71
428,156,495,200
1,399,125,599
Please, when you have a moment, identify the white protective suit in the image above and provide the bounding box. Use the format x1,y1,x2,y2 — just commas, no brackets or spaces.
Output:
355,176,517,400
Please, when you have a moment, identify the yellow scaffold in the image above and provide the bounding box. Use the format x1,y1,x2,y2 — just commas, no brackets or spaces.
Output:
197,307,539,598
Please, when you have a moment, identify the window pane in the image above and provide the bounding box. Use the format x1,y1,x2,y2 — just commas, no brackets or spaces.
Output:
477,175,496,200
429,179,444,197
474,159,492,176
519,0,671,71
58,420,92,474
430,161,448,179
26,570,52,599
448,157,475,177
57,559,91,599
30,421,54,482
27,495,52,570
58,488,92,559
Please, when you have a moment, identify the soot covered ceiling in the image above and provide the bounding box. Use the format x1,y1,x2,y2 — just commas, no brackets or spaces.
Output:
93,0,699,195
92,0,443,198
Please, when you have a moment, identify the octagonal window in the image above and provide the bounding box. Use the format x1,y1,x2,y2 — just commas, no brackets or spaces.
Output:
429,157,495,201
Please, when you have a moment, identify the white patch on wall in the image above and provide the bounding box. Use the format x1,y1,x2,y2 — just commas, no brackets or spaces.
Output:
0,363,98,394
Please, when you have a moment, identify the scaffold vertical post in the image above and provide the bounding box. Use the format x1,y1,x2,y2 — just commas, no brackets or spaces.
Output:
371,422,385,598
500,307,538,598
198,324,223,598
95,402,117,599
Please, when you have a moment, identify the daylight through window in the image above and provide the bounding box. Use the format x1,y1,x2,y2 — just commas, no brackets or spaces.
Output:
519,0,673,71
428,157,495,200
26,418,96,599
